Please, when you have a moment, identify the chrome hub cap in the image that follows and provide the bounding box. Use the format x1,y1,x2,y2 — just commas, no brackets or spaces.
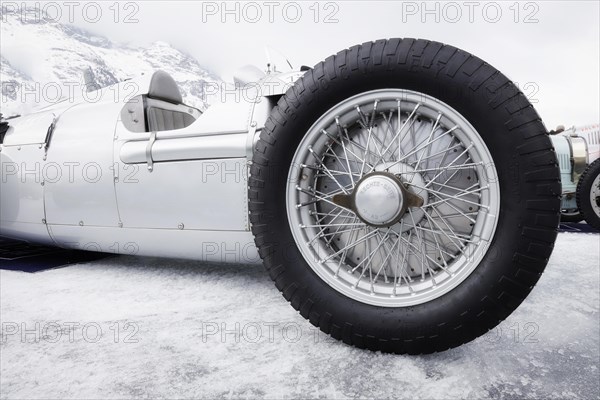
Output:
354,174,405,226
287,89,500,307
332,171,425,228
377,162,430,231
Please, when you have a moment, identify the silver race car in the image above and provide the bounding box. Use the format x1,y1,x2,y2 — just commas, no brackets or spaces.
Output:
0,39,564,354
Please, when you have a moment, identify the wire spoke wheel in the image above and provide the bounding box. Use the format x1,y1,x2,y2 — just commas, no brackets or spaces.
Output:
286,90,500,306
590,174,600,217
577,158,600,230
249,38,560,353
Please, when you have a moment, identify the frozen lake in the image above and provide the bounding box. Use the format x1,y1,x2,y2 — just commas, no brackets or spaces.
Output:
1,232,598,399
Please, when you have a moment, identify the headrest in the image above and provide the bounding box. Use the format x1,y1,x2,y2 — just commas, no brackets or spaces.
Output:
148,70,182,104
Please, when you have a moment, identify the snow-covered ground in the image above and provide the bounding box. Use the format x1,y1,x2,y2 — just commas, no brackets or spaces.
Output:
1,232,598,399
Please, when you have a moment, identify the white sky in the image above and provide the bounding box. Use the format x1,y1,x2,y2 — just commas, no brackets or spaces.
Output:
7,0,600,129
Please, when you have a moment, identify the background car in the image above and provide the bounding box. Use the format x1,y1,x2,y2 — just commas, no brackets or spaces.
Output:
550,124,600,229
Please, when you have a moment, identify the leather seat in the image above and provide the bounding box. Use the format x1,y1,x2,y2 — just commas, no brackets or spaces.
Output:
145,71,196,131
120,71,200,133
147,106,195,131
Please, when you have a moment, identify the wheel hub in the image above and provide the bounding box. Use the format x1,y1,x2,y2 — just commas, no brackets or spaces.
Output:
355,174,405,225
377,162,429,230
332,171,424,227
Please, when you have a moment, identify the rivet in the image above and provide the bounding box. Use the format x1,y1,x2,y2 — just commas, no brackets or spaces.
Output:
42,219,46,224
79,221,84,226
178,223,184,230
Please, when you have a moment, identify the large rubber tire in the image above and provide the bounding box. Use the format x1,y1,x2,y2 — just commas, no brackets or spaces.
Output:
248,38,561,354
576,158,600,230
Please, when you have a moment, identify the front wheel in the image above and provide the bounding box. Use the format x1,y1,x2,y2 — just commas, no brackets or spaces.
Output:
576,158,600,230
249,39,560,354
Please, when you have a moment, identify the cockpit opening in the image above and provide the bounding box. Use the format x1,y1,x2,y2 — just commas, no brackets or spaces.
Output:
120,70,201,133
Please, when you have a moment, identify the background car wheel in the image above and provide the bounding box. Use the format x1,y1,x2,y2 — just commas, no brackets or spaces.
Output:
576,158,600,230
560,210,584,223
249,38,561,354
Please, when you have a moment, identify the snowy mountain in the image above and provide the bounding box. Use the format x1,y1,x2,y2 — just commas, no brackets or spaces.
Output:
0,9,222,116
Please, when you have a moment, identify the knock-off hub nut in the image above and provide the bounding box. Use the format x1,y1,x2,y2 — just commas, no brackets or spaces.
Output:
332,171,424,228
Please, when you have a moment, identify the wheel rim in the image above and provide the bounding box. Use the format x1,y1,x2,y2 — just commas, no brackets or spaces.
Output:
286,89,501,307
590,173,600,217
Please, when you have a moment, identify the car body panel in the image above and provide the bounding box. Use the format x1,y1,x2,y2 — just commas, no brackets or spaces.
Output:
0,144,52,244
0,69,301,261
114,157,249,231
46,224,259,263
44,100,122,228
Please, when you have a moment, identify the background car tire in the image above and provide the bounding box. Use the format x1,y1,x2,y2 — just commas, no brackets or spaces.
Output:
576,158,600,230
560,210,584,223
248,38,561,354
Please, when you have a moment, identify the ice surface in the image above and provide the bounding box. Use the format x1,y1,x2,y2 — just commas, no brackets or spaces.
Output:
1,232,598,399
